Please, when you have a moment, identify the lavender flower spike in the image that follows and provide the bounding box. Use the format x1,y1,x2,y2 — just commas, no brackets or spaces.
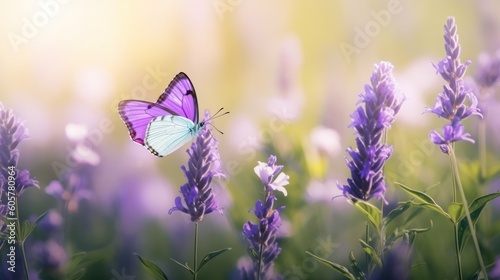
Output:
239,155,288,280
168,125,223,222
0,103,38,195
338,61,404,202
427,17,482,151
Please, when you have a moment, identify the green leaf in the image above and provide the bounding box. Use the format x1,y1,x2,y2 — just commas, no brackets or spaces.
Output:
384,202,411,227
448,202,463,224
353,200,382,233
197,248,232,272
65,250,107,279
67,268,86,280
135,253,169,280
348,251,366,280
66,252,87,279
170,258,194,274
458,192,500,252
402,220,433,246
305,251,356,280
358,239,382,268
18,211,48,243
395,183,450,220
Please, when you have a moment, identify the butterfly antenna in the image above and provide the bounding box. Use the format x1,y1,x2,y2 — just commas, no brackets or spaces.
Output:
206,107,229,134
206,107,230,122
209,123,224,134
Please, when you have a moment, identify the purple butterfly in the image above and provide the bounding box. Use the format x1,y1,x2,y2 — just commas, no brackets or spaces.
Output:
118,72,203,157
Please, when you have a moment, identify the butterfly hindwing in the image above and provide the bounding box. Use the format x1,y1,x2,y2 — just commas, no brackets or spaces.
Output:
118,72,199,148
145,115,202,157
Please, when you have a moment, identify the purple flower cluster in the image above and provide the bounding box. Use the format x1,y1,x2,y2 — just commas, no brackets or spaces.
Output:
427,17,482,153
239,155,288,280
338,62,404,202
29,210,70,279
168,126,223,222
0,103,39,195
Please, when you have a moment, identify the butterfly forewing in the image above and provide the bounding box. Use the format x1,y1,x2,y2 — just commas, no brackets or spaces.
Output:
145,115,202,157
156,72,199,123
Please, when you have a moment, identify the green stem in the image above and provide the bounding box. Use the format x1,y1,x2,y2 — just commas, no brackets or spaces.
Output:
193,222,198,280
453,223,463,280
15,194,30,280
365,223,371,279
62,200,69,248
379,200,384,258
449,147,488,279
449,143,457,203
257,241,264,280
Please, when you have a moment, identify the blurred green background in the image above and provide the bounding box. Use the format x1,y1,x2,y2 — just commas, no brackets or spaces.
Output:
1,0,500,279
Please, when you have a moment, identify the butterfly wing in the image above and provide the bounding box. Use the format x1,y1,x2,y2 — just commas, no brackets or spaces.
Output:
118,72,199,146
145,115,202,157
118,100,175,145
156,72,199,123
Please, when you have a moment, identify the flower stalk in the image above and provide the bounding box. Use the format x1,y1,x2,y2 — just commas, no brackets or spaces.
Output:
428,17,487,279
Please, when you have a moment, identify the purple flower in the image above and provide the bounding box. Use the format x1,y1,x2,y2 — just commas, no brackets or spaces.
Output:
475,50,500,89
0,103,39,195
45,125,99,213
37,210,63,233
426,17,482,150
31,239,68,272
240,156,287,280
490,257,500,279
373,243,411,280
168,126,223,222
0,188,7,247
254,155,289,196
429,121,474,154
338,61,404,202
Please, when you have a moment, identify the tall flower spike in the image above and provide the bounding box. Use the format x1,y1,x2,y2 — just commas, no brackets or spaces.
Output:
0,103,38,195
240,155,287,280
168,124,223,222
338,61,404,202
427,17,482,152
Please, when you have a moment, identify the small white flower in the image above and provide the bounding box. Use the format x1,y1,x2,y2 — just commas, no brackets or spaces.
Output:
254,161,273,185
269,172,289,196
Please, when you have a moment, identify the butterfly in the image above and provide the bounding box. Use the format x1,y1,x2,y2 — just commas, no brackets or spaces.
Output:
118,72,223,157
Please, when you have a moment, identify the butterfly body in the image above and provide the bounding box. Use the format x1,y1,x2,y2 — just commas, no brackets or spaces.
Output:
118,72,202,157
